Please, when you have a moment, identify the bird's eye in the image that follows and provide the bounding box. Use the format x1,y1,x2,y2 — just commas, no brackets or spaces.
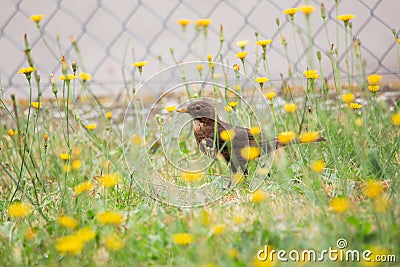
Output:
195,105,201,110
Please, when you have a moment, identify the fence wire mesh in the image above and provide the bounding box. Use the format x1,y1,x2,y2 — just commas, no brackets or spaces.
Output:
1,0,399,97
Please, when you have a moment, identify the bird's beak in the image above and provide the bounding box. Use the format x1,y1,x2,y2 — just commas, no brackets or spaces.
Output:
177,108,188,113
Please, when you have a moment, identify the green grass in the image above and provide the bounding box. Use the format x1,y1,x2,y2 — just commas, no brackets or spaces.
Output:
1,4,400,267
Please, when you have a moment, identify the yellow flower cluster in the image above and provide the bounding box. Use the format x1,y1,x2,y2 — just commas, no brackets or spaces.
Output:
240,146,260,161
256,39,272,46
337,14,355,22
74,181,94,195
30,14,44,23
341,93,355,103
172,233,194,245
265,91,277,100
98,173,119,187
97,211,124,225
283,103,297,113
18,67,37,74
367,74,382,93
304,70,319,79
58,215,79,229
177,19,190,27
55,226,96,255
103,233,126,251
8,202,32,218
236,51,247,60
311,160,326,173
236,40,248,49
277,131,295,144
249,127,261,135
251,190,267,203
220,129,236,142
180,171,203,183
195,19,211,27
165,105,177,112
132,61,148,68
392,113,400,126
299,131,320,143
330,197,351,213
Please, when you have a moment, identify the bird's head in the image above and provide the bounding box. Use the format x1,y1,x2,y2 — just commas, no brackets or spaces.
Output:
177,101,216,120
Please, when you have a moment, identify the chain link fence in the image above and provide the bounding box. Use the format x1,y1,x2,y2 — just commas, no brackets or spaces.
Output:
1,0,399,97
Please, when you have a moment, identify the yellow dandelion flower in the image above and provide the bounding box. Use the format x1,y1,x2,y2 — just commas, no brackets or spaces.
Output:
391,112,400,126
196,64,204,71
207,54,213,61
71,160,82,170
199,209,211,226
300,5,315,15
59,153,70,160
299,131,320,143
330,197,350,213
341,93,355,103
30,14,44,23
43,133,49,141
363,180,384,199
224,105,233,113
303,69,319,79
283,103,297,113
311,160,326,173
97,211,124,225
373,196,390,213
85,123,97,130
31,102,42,109
277,131,295,144
282,8,299,16
251,190,267,203
105,111,112,119
59,74,77,81
165,105,177,112
74,181,94,195
228,101,238,108
367,74,382,86
233,215,244,225
240,146,260,161
349,102,362,110
7,129,18,136
132,61,148,68
171,233,194,245
249,127,261,135
212,224,225,235
98,173,119,187
195,19,211,27
236,51,247,60
55,235,84,255
75,226,96,242
58,215,79,229
180,171,203,183
8,202,32,218
254,77,269,87
220,129,236,142
232,172,245,184
361,246,391,267
177,19,190,27
131,135,144,146
24,228,37,241
79,72,92,81
337,14,355,22
368,86,380,93
18,67,37,74
265,92,277,100
256,39,272,46
236,40,248,48
104,233,125,251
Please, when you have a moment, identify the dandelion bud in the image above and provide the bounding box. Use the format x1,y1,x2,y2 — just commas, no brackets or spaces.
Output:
316,51,322,61
275,18,280,27
392,28,397,36
320,3,326,20
50,73,58,95
61,55,67,75
72,61,77,73
70,35,76,44
219,25,224,42
233,64,240,72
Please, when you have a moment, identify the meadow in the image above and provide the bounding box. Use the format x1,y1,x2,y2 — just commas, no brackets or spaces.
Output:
0,4,400,267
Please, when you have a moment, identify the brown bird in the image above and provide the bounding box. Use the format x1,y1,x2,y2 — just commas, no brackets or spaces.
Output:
177,100,324,174
177,101,271,174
